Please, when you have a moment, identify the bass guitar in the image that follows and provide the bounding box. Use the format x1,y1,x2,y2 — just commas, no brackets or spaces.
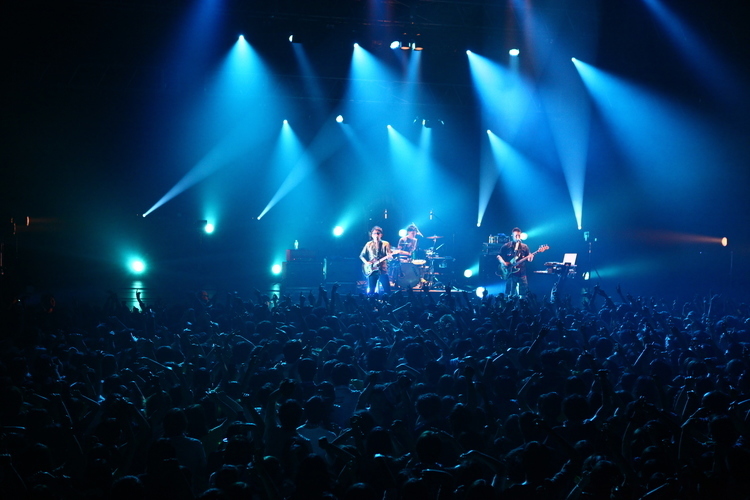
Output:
363,251,400,276
496,244,549,278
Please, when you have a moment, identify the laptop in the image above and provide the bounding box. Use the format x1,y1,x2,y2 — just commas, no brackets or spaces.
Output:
562,253,577,266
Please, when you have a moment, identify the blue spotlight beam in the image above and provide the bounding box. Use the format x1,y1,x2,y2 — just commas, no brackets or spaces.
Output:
573,58,721,208
257,119,346,219
477,131,500,227
144,37,278,217
640,0,742,103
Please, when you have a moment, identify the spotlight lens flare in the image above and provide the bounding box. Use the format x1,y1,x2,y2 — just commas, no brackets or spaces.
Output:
271,264,282,275
333,226,344,237
336,115,344,123
204,223,215,234
509,48,520,56
464,269,473,278
129,259,146,274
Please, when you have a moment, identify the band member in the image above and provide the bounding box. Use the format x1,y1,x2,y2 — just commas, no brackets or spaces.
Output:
498,227,533,297
391,223,422,289
360,226,393,295
397,224,421,262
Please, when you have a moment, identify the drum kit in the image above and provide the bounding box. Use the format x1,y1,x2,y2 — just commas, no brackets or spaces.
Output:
391,235,454,289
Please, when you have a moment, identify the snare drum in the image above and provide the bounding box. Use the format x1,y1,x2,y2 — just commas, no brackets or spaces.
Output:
412,259,427,266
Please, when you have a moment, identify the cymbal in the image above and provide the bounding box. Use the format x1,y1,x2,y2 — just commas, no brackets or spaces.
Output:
426,235,443,239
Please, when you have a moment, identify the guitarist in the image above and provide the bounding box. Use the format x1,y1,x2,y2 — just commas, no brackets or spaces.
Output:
359,226,393,295
498,227,534,298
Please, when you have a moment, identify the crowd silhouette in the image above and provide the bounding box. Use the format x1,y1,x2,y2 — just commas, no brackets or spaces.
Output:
2,282,750,499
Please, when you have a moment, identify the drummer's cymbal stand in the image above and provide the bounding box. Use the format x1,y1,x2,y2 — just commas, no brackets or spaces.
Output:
423,258,444,289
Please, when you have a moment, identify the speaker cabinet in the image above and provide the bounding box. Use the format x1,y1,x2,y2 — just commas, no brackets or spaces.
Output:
324,257,362,284
283,261,324,289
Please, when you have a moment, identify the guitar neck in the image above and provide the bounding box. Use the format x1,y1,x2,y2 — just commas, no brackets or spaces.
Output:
513,246,548,265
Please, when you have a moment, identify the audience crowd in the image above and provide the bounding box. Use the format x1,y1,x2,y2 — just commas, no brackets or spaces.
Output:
2,282,750,500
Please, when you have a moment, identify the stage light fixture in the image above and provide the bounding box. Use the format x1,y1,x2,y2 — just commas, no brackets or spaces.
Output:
336,115,344,123
464,269,473,278
129,259,146,274
509,48,520,56
333,226,344,237
390,41,400,49
400,41,410,50
271,264,282,275
204,222,215,234
423,119,444,129
721,237,728,246
413,35,423,51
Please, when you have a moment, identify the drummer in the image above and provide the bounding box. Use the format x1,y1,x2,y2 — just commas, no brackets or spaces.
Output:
397,224,421,263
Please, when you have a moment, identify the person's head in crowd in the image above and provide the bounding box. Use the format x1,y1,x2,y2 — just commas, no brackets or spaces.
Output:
110,475,145,500
163,407,188,438
403,342,426,369
415,393,442,423
331,362,353,388
282,340,303,363
343,483,378,500
278,400,304,431
401,477,431,500
536,392,562,424
583,457,623,498
335,344,354,364
302,395,328,426
564,375,588,397
223,435,253,466
561,394,590,423
350,410,376,435
366,346,389,372
210,464,240,491
297,358,317,382
415,430,442,466
365,426,394,457
184,403,210,438
702,390,731,415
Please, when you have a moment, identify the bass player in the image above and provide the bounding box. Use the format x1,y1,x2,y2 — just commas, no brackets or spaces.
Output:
497,227,533,298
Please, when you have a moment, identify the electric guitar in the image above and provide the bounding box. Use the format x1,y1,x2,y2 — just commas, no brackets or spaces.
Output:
497,245,549,278
363,250,400,276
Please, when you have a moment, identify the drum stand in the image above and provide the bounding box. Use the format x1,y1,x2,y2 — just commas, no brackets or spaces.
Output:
423,258,444,289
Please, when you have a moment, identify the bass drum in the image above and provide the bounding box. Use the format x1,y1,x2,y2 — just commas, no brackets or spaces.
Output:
396,263,421,288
